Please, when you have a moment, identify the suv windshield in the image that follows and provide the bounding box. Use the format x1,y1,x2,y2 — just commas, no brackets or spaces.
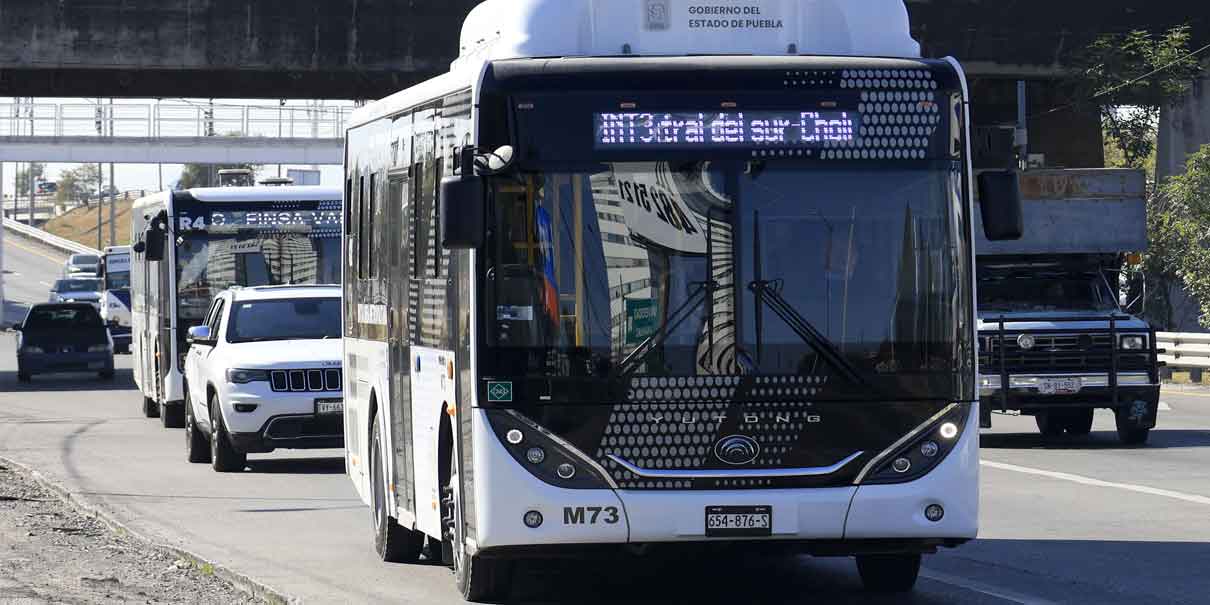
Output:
979,274,1117,313
71,255,100,265
485,160,972,401
53,279,101,292
226,297,341,343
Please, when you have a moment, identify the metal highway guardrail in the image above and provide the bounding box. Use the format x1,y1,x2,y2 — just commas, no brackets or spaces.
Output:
1158,332,1210,370
2,217,100,256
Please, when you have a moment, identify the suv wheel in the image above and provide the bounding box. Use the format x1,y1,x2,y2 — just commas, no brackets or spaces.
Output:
209,395,246,472
185,391,211,464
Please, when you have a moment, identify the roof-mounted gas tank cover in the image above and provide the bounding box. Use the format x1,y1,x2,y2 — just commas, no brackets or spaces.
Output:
455,0,920,68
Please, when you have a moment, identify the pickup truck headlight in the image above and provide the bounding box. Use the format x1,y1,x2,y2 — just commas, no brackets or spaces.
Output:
227,369,270,384
87,344,111,353
1120,335,1146,351
21,346,45,355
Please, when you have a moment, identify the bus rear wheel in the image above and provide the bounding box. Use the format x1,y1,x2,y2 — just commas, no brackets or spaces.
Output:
857,553,921,593
370,412,423,563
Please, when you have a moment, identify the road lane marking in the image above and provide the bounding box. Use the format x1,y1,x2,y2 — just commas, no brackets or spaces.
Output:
1162,389,1210,399
1159,401,1172,411
982,460,1210,506
921,569,1057,605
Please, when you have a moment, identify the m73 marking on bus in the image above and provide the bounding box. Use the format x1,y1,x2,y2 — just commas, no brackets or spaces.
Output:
563,506,621,525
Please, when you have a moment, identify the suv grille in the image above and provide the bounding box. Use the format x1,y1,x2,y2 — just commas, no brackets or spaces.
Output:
270,369,342,393
979,333,1149,373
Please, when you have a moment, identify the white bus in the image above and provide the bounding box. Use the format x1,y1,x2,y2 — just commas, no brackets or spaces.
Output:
99,245,132,353
130,186,342,427
342,0,1022,600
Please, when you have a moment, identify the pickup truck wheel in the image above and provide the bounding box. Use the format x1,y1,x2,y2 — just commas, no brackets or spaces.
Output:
1115,411,1151,445
210,395,246,472
143,396,160,418
370,412,423,563
1035,412,1064,437
185,393,211,464
857,554,921,593
1065,409,1094,436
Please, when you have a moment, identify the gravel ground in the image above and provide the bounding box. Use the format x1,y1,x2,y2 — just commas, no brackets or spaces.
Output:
0,462,261,605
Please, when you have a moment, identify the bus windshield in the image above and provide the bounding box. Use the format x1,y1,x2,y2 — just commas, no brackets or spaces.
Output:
176,232,341,323
485,160,972,401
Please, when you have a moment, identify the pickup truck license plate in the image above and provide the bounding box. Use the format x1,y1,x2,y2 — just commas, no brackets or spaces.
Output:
1037,378,1082,395
705,505,772,537
315,398,344,415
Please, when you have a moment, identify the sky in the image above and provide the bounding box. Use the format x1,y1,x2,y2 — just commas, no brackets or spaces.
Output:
1,97,352,203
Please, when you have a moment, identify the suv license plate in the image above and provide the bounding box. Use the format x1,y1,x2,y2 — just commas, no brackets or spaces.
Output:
1037,378,1082,395
315,399,344,415
705,505,772,537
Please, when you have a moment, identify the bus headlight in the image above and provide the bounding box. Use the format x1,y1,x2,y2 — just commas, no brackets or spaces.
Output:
861,403,970,485
486,409,613,490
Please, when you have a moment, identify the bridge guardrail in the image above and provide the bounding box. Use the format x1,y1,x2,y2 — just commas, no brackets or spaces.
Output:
2,217,101,256
1158,332,1210,370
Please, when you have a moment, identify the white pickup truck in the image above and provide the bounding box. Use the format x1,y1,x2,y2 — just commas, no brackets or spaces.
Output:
182,285,344,472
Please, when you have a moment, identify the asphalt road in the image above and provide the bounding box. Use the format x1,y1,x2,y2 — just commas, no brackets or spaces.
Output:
3,230,1210,604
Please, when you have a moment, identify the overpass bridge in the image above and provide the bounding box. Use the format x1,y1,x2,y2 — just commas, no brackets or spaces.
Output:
0,101,344,164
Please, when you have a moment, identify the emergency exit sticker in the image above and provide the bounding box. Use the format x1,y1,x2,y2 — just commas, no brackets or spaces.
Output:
487,382,514,403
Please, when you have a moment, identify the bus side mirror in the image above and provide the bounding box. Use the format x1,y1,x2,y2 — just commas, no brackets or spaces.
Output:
439,174,485,250
978,171,1024,241
142,226,166,261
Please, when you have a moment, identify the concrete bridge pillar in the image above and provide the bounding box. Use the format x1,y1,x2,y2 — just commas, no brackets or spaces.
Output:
1157,71,1210,182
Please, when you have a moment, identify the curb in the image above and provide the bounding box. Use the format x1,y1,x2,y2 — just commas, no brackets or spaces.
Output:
0,454,298,605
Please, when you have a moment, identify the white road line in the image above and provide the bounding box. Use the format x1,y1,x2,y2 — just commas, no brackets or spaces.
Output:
922,569,1057,604
982,460,1210,506
39,281,52,287
1159,401,1172,411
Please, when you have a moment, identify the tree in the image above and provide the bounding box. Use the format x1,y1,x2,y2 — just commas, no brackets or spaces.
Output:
1153,146,1210,327
56,164,101,206
1069,26,1205,329
176,163,259,190
1073,26,1202,170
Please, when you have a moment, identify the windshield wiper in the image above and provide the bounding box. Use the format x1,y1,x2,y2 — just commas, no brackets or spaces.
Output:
615,279,718,378
747,211,869,389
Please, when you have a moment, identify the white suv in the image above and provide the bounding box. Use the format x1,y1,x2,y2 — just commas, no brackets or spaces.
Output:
182,285,344,472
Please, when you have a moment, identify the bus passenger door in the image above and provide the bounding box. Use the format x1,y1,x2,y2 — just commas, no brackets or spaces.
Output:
387,168,416,518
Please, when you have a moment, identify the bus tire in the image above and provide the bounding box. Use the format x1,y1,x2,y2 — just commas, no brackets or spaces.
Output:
1065,409,1094,436
210,395,246,472
143,396,160,418
856,553,921,593
370,412,422,563
444,472,512,602
185,392,211,464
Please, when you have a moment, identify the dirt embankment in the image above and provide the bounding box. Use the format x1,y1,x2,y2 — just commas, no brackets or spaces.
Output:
42,199,134,250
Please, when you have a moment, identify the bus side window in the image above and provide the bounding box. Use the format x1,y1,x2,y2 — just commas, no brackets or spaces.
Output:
358,175,368,280
369,173,378,278
432,157,444,278
412,161,427,279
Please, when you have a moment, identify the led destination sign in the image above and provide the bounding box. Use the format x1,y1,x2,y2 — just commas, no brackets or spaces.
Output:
595,111,859,150
178,208,343,232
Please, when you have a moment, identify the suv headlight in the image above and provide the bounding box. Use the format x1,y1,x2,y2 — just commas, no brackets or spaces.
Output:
1120,335,1146,351
88,344,111,353
227,369,270,384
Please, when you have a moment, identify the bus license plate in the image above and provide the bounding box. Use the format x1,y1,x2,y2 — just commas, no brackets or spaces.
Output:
315,399,344,415
705,505,772,537
1037,378,1081,395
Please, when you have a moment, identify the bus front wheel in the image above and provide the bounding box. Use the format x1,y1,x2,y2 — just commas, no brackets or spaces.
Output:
856,553,921,593
370,411,423,563
443,469,512,601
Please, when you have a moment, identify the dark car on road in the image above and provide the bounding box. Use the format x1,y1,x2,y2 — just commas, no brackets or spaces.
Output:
14,303,115,382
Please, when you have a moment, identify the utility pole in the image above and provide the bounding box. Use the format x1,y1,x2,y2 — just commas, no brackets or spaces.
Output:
96,97,104,250
108,98,116,246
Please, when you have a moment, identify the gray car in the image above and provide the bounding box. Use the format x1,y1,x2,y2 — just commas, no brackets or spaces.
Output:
48,277,102,305
63,253,100,276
